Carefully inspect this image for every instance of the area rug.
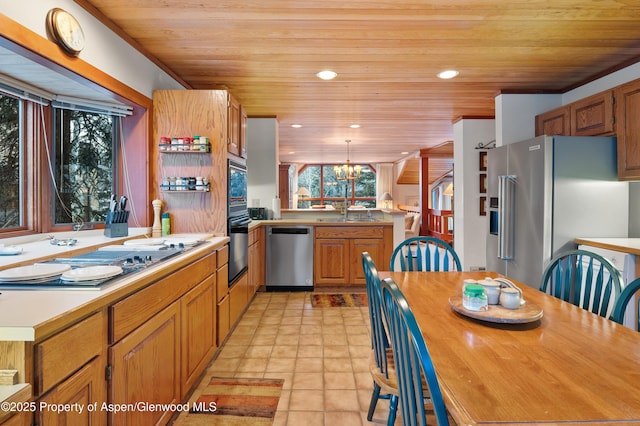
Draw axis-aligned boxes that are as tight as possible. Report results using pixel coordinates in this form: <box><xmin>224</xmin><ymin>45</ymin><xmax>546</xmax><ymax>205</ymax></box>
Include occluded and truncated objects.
<box><xmin>311</xmin><ymin>293</ymin><xmax>368</xmax><ymax>307</ymax></box>
<box><xmin>183</xmin><ymin>377</ymin><xmax>284</xmax><ymax>425</ymax></box>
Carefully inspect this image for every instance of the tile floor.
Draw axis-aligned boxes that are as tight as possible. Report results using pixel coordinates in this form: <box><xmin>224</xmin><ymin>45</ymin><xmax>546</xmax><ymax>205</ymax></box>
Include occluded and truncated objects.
<box><xmin>173</xmin><ymin>291</ymin><xmax>397</xmax><ymax>426</ymax></box>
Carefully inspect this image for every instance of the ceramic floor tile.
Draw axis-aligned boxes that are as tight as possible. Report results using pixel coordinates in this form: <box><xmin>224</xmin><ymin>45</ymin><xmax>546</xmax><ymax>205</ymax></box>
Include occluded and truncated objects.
<box><xmin>179</xmin><ymin>291</ymin><xmax>402</xmax><ymax>426</ymax></box>
<box><xmin>324</xmin><ymin>345</ymin><xmax>351</xmax><ymax>358</ymax></box>
<box><xmin>295</xmin><ymin>357</ymin><xmax>323</xmax><ymax>373</ymax></box>
<box><xmin>292</xmin><ymin>372</ymin><xmax>324</xmax><ymax>390</ymax></box>
<box><xmin>289</xmin><ymin>389</ymin><xmax>324</xmax><ymax>411</ymax></box>
<box><xmin>270</xmin><ymin>345</ymin><xmax>299</xmax><ymax>358</ymax></box>
<box><xmin>236</xmin><ymin>357</ymin><xmax>268</xmax><ymax>373</ymax></box>
<box><xmin>325</xmin><ymin>411</ymin><xmax>365</xmax><ymax>426</ymax></box>
<box><xmin>286</xmin><ymin>411</ymin><xmax>324</xmax><ymax>426</ymax></box>
<box><xmin>324</xmin><ymin>372</ymin><xmax>356</xmax><ymax>389</ymax></box>
<box><xmin>324</xmin><ymin>357</ymin><xmax>353</xmax><ymax>372</ymax></box>
<box><xmin>266</xmin><ymin>358</ymin><xmax>297</xmax><ymax>373</ymax></box>
<box><xmin>244</xmin><ymin>345</ymin><xmax>273</xmax><ymax>358</ymax></box>
<box><xmin>297</xmin><ymin>345</ymin><xmax>323</xmax><ymax>358</ymax></box>
<box><xmin>324</xmin><ymin>389</ymin><xmax>360</xmax><ymax>411</ymax></box>
<box><xmin>299</xmin><ymin>334</ymin><xmax>324</xmax><ymax>346</ymax></box>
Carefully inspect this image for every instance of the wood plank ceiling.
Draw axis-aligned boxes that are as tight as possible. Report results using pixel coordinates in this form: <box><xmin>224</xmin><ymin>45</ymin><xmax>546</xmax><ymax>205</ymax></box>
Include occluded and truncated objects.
<box><xmin>80</xmin><ymin>0</ymin><xmax>640</xmax><ymax>178</ymax></box>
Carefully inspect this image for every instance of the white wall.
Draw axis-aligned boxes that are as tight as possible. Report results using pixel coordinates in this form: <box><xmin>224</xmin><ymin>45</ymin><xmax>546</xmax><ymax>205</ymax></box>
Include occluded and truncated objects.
<box><xmin>1</xmin><ymin>1</ymin><xmax>184</xmax><ymax>97</ymax></box>
<box><xmin>246</xmin><ymin>118</ymin><xmax>279</xmax><ymax>212</ymax></box>
<box><xmin>495</xmin><ymin>94</ymin><xmax>561</xmax><ymax>146</ymax></box>
<box><xmin>453</xmin><ymin>118</ymin><xmax>495</xmax><ymax>270</ymax></box>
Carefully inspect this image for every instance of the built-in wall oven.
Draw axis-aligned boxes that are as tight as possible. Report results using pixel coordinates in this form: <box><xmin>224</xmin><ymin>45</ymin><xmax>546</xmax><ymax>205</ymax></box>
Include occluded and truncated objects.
<box><xmin>228</xmin><ymin>160</ymin><xmax>250</xmax><ymax>285</ymax></box>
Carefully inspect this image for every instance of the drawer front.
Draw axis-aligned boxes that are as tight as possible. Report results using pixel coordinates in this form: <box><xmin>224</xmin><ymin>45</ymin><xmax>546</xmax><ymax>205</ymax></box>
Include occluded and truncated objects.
<box><xmin>35</xmin><ymin>311</ymin><xmax>105</xmax><ymax>395</ymax></box>
<box><xmin>215</xmin><ymin>263</ymin><xmax>229</xmax><ymax>303</ymax></box>
<box><xmin>110</xmin><ymin>252</ymin><xmax>216</xmax><ymax>343</ymax></box>
<box><xmin>315</xmin><ymin>226</ymin><xmax>385</xmax><ymax>239</ymax></box>
<box><xmin>248</xmin><ymin>229</ymin><xmax>257</xmax><ymax>246</ymax></box>
<box><xmin>217</xmin><ymin>244</ymin><xmax>229</xmax><ymax>266</ymax></box>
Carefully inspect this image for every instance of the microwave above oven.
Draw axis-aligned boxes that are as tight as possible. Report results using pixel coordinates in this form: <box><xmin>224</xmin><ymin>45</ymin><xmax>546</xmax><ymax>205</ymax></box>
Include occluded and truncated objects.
<box><xmin>228</xmin><ymin>160</ymin><xmax>247</xmax><ymax>212</ymax></box>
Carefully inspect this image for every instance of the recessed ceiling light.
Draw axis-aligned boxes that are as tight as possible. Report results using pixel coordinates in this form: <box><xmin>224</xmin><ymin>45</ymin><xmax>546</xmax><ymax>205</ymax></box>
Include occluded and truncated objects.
<box><xmin>316</xmin><ymin>70</ymin><xmax>337</xmax><ymax>80</ymax></box>
<box><xmin>401</xmin><ymin>151</ymin><xmax>409</xmax><ymax>155</ymax></box>
<box><xmin>291</xmin><ymin>124</ymin><xmax>302</xmax><ymax>128</ymax></box>
<box><xmin>349</xmin><ymin>124</ymin><xmax>360</xmax><ymax>128</ymax></box>
<box><xmin>437</xmin><ymin>70</ymin><xmax>459</xmax><ymax>79</ymax></box>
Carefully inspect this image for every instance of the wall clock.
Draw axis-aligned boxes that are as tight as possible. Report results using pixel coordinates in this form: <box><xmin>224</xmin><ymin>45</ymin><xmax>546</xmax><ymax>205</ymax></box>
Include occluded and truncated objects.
<box><xmin>46</xmin><ymin>8</ymin><xmax>85</xmax><ymax>56</ymax></box>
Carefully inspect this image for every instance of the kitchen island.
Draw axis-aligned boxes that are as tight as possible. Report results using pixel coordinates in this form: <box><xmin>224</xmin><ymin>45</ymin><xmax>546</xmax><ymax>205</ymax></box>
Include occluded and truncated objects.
<box><xmin>0</xmin><ymin>231</ymin><xmax>229</xmax><ymax>425</ymax></box>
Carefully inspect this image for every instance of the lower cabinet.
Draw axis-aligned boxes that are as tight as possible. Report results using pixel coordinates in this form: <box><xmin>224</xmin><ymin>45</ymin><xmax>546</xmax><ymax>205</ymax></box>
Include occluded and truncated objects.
<box><xmin>180</xmin><ymin>275</ymin><xmax>216</xmax><ymax>398</ymax></box>
<box><xmin>248</xmin><ymin>226</ymin><xmax>265</xmax><ymax>296</ymax></box>
<box><xmin>314</xmin><ymin>226</ymin><xmax>391</xmax><ymax>285</ymax></box>
<box><xmin>216</xmin><ymin>294</ymin><xmax>230</xmax><ymax>346</ymax></box>
<box><xmin>36</xmin><ymin>356</ymin><xmax>106</xmax><ymax>426</ymax></box>
<box><xmin>109</xmin><ymin>300</ymin><xmax>181</xmax><ymax>426</ymax></box>
<box><xmin>229</xmin><ymin>273</ymin><xmax>248</xmax><ymax>325</ymax></box>
<box><xmin>107</xmin><ymin>249</ymin><xmax>222</xmax><ymax>425</ymax></box>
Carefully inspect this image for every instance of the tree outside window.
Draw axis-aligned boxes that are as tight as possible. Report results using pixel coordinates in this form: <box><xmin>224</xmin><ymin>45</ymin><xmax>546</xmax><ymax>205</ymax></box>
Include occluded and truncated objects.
<box><xmin>53</xmin><ymin>109</ymin><xmax>117</xmax><ymax>225</ymax></box>
<box><xmin>0</xmin><ymin>93</ymin><xmax>21</xmax><ymax>229</ymax></box>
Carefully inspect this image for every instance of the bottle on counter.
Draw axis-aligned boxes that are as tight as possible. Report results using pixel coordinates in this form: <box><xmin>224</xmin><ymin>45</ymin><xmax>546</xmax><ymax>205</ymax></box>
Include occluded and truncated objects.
<box><xmin>161</xmin><ymin>212</ymin><xmax>171</xmax><ymax>236</ymax></box>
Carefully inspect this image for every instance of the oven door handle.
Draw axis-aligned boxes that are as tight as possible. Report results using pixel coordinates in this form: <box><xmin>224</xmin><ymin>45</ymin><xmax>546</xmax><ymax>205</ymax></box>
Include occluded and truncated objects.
<box><xmin>230</xmin><ymin>217</ymin><xmax>252</xmax><ymax>227</ymax></box>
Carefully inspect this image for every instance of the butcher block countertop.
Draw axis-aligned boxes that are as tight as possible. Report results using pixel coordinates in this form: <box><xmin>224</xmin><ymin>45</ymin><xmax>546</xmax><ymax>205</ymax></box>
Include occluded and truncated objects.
<box><xmin>575</xmin><ymin>238</ymin><xmax>640</xmax><ymax>256</ymax></box>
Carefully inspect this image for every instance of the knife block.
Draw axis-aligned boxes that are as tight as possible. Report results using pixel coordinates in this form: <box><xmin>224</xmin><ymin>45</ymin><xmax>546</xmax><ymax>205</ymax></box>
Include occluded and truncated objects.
<box><xmin>104</xmin><ymin>211</ymin><xmax>129</xmax><ymax>238</ymax></box>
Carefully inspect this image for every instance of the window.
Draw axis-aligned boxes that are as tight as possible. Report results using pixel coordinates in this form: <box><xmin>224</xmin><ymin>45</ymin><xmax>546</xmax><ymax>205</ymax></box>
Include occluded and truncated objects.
<box><xmin>298</xmin><ymin>164</ymin><xmax>376</xmax><ymax>208</ymax></box>
<box><xmin>0</xmin><ymin>93</ymin><xmax>22</xmax><ymax>230</ymax></box>
<box><xmin>52</xmin><ymin>108</ymin><xmax>117</xmax><ymax>225</ymax></box>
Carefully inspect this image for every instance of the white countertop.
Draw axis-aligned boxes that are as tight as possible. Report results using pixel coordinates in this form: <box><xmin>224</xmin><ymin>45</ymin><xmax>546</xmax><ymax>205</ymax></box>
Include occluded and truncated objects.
<box><xmin>575</xmin><ymin>238</ymin><xmax>640</xmax><ymax>256</ymax></box>
<box><xmin>0</xmin><ymin>232</ymin><xmax>225</xmax><ymax>341</ymax></box>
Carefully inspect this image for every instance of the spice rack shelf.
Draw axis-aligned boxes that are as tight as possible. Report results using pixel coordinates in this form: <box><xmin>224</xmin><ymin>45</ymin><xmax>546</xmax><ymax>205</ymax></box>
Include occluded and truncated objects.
<box><xmin>159</xmin><ymin>143</ymin><xmax>211</xmax><ymax>153</ymax></box>
<box><xmin>160</xmin><ymin>184</ymin><xmax>210</xmax><ymax>192</ymax></box>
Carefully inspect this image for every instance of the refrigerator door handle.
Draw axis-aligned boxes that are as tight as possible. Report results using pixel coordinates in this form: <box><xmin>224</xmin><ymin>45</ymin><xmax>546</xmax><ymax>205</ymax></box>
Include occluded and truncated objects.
<box><xmin>498</xmin><ymin>175</ymin><xmax>516</xmax><ymax>260</ymax></box>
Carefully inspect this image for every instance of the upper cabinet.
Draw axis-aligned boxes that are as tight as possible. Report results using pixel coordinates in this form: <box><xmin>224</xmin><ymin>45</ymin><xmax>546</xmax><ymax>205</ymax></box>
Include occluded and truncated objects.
<box><xmin>535</xmin><ymin>105</ymin><xmax>570</xmax><ymax>137</ymax></box>
<box><xmin>615</xmin><ymin>79</ymin><xmax>640</xmax><ymax>180</ymax></box>
<box><xmin>570</xmin><ymin>90</ymin><xmax>615</xmax><ymax>136</ymax></box>
<box><xmin>534</xmin><ymin>90</ymin><xmax>615</xmax><ymax>137</ymax></box>
<box><xmin>227</xmin><ymin>93</ymin><xmax>247</xmax><ymax>159</ymax></box>
<box><xmin>240</xmin><ymin>104</ymin><xmax>247</xmax><ymax>158</ymax></box>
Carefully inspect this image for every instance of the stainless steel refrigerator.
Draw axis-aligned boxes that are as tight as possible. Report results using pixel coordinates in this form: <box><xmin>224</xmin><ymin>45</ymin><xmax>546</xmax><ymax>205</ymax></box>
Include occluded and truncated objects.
<box><xmin>486</xmin><ymin>135</ymin><xmax>629</xmax><ymax>288</ymax></box>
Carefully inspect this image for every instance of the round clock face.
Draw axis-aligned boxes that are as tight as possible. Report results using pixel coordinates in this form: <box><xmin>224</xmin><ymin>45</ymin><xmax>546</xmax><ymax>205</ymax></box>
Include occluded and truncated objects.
<box><xmin>47</xmin><ymin>8</ymin><xmax>85</xmax><ymax>56</ymax></box>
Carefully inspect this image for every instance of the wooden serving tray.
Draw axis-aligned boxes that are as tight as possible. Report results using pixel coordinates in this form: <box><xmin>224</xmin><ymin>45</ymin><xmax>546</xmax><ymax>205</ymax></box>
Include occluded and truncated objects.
<box><xmin>448</xmin><ymin>295</ymin><xmax>543</xmax><ymax>324</ymax></box>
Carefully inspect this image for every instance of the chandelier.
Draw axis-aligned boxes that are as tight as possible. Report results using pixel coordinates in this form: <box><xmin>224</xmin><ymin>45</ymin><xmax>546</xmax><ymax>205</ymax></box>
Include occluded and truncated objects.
<box><xmin>334</xmin><ymin>140</ymin><xmax>362</xmax><ymax>180</ymax></box>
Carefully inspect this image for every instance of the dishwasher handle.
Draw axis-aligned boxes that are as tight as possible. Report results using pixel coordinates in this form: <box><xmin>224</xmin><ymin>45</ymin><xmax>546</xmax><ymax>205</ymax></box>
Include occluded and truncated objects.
<box><xmin>269</xmin><ymin>227</ymin><xmax>310</xmax><ymax>235</ymax></box>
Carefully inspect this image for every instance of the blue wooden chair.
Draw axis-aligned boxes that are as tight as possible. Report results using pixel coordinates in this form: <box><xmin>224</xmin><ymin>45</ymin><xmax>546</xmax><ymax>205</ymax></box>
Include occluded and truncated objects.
<box><xmin>611</xmin><ymin>277</ymin><xmax>640</xmax><ymax>331</ymax></box>
<box><xmin>540</xmin><ymin>249</ymin><xmax>622</xmax><ymax>318</ymax></box>
<box><xmin>379</xmin><ymin>277</ymin><xmax>450</xmax><ymax>426</ymax></box>
<box><xmin>389</xmin><ymin>236</ymin><xmax>461</xmax><ymax>272</ymax></box>
<box><xmin>362</xmin><ymin>252</ymin><xmax>399</xmax><ymax>425</ymax></box>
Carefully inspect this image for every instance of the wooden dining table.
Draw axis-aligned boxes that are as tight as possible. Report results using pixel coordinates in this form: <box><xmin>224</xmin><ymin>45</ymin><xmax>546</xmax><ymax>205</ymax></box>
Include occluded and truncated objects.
<box><xmin>378</xmin><ymin>270</ymin><xmax>640</xmax><ymax>425</ymax></box>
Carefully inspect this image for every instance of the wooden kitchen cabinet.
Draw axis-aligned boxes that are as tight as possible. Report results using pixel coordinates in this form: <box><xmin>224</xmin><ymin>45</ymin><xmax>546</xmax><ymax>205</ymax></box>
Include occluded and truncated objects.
<box><xmin>36</xmin><ymin>357</ymin><xmax>106</xmax><ymax>426</ymax></box>
<box><xmin>248</xmin><ymin>226</ymin><xmax>265</xmax><ymax>296</ymax></box>
<box><xmin>535</xmin><ymin>105</ymin><xmax>570</xmax><ymax>136</ymax></box>
<box><xmin>216</xmin><ymin>295</ymin><xmax>230</xmax><ymax>347</ymax></box>
<box><xmin>240</xmin><ymin>104</ymin><xmax>247</xmax><ymax>158</ymax></box>
<box><xmin>108</xmin><ymin>250</ymin><xmax>220</xmax><ymax>423</ymax></box>
<box><xmin>228</xmin><ymin>93</ymin><xmax>241</xmax><ymax>157</ymax></box>
<box><xmin>33</xmin><ymin>311</ymin><xmax>107</xmax><ymax>425</ymax></box>
<box><xmin>314</xmin><ymin>226</ymin><xmax>392</xmax><ymax>285</ymax></box>
<box><xmin>570</xmin><ymin>90</ymin><xmax>615</xmax><ymax>136</ymax></box>
<box><xmin>615</xmin><ymin>79</ymin><xmax>640</xmax><ymax>179</ymax></box>
<box><xmin>180</xmin><ymin>274</ymin><xmax>216</xmax><ymax>398</ymax></box>
<box><xmin>109</xmin><ymin>300</ymin><xmax>181</xmax><ymax>426</ymax></box>
<box><xmin>229</xmin><ymin>273</ymin><xmax>249</xmax><ymax>325</ymax></box>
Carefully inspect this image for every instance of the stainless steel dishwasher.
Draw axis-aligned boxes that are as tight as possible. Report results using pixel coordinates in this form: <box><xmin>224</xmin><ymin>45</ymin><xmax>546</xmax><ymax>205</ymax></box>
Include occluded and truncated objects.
<box><xmin>266</xmin><ymin>226</ymin><xmax>314</xmax><ymax>291</ymax></box>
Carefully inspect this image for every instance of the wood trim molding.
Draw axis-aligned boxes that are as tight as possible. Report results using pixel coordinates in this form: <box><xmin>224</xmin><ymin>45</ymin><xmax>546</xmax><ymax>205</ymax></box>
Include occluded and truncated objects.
<box><xmin>0</xmin><ymin>13</ymin><xmax>151</xmax><ymax>109</ymax></box>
